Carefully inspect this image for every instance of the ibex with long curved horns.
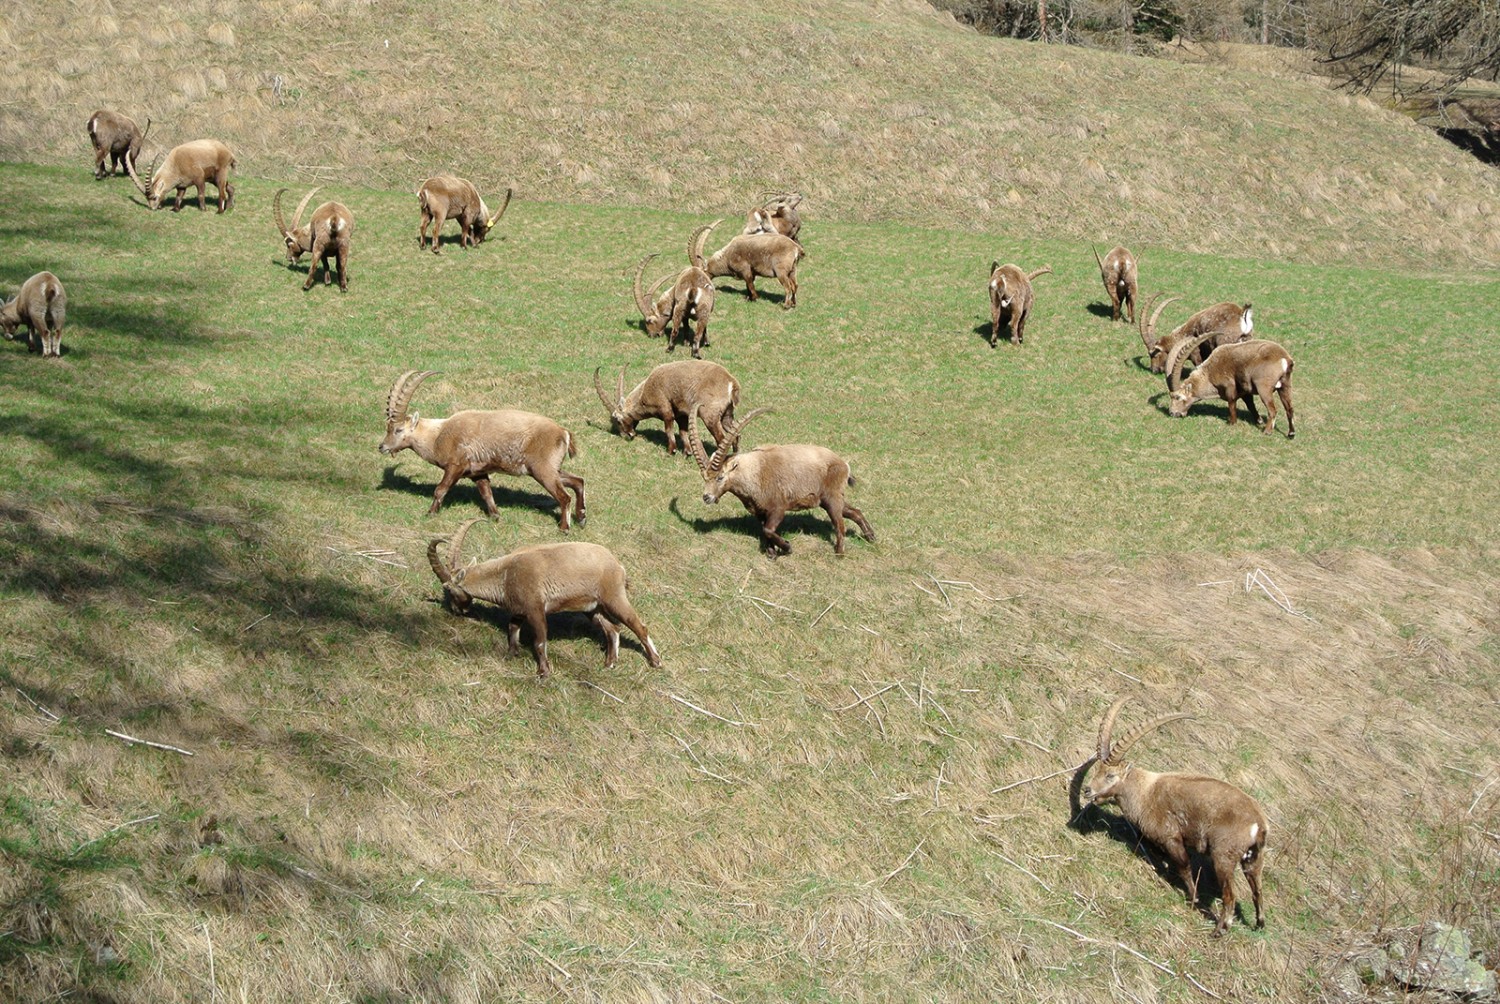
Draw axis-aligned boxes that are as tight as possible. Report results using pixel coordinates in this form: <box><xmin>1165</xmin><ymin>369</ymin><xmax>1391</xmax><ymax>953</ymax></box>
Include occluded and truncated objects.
<box><xmin>1081</xmin><ymin>697</ymin><xmax>1268</xmax><ymax>935</ymax></box>
<box><xmin>634</xmin><ymin>235</ymin><xmax>715</xmax><ymax>357</ymax></box>
<box><xmin>1092</xmin><ymin>245</ymin><xmax>1138</xmax><ymax>323</ymax></box>
<box><xmin>594</xmin><ymin>360</ymin><xmax>739</xmax><ymax>456</ymax></box>
<box><xmin>988</xmin><ymin>262</ymin><xmax>1051</xmax><ymax>346</ymax></box>
<box><xmin>274</xmin><ymin>187</ymin><xmax>354</xmax><ymax>291</ymax></box>
<box><xmin>429</xmin><ymin>519</ymin><xmax>662</xmax><ymax>680</ymax></box>
<box><xmin>687</xmin><ymin>409</ymin><xmax>875</xmax><ymax>558</ymax></box>
<box><xmin>379</xmin><ymin>370</ymin><xmax>586</xmax><ymax>528</ymax></box>
<box><xmin>743</xmin><ymin>191</ymin><xmax>803</xmax><ymax>241</ymax></box>
<box><xmin>1165</xmin><ymin>332</ymin><xmax>1296</xmax><ymax>437</ymax></box>
<box><xmin>87</xmin><ymin>110</ymin><xmax>149</xmax><ymax>180</ymax></box>
<box><xmin>698</xmin><ymin>218</ymin><xmax>805</xmax><ymax>308</ymax></box>
<box><xmin>126</xmin><ymin>139</ymin><xmax>236</xmax><ymax>212</ymax></box>
<box><xmin>415</xmin><ymin>176</ymin><xmax>510</xmax><ymax>253</ymax></box>
<box><xmin>1139</xmin><ymin>297</ymin><xmax>1253</xmax><ymax>374</ymax></box>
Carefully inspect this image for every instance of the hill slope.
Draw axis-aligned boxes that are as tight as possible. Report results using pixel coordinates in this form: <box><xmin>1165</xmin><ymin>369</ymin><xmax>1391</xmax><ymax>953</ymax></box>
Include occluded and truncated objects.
<box><xmin>2</xmin><ymin>0</ymin><xmax>1498</xmax><ymax>267</ymax></box>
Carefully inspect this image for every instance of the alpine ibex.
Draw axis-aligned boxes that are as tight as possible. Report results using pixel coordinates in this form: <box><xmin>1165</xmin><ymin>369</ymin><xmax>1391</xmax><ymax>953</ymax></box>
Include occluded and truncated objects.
<box><xmin>687</xmin><ymin>410</ymin><xmax>875</xmax><ymax>558</ymax></box>
<box><xmin>988</xmin><ymin>262</ymin><xmax>1051</xmax><ymax>346</ymax></box>
<box><xmin>1081</xmin><ymin>697</ymin><xmax>1268</xmax><ymax>935</ymax></box>
<box><xmin>743</xmin><ymin>191</ymin><xmax>803</xmax><ymax>241</ymax></box>
<box><xmin>594</xmin><ymin>360</ymin><xmax>739</xmax><ymax>456</ymax></box>
<box><xmin>379</xmin><ymin>370</ymin><xmax>586</xmax><ymax>528</ymax></box>
<box><xmin>0</xmin><ymin>271</ymin><xmax>67</xmax><ymax>358</ymax></box>
<box><xmin>698</xmin><ymin>218</ymin><xmax>805</xmax><ymax>308</ymax></box>
<box><xmin>415</xmin><ymin>176</ymin><xmax>510</xmax><ymax>253</ymax></box>
<box><xmin>1166</xmin><ymin>332</ymin><xmax>1296</xmax><ymax>437</ymax></box>
<box><xmin>126</xmin><ymin>139</ymin><xmax>236</xmax><ymax>212</ymax></box>
<box><xmin>1092</xmin><ymin>245</ymin><xmax>1138</xmax><ymax>323</ymax></box>
<box><xmin>87</xmin><ymin>110</ymin><xmax>149</xmax><ymax>180</ymax></box>
<box><xmin>1141</xmin><ymin>298</ymin><xmax>1253</xmax><ymax>374</ymax></box>
<box><xmin>428</xmin><ymin>519</ymin><xmax>662</xmax><ymax>680</ymax></box>
<box><xmin>274</xmin><ymin>187</ymin><xmax>354</xmax><ymax>291</ymax></box>
<box><xmin>633</xmin><ymin>244</ymin><xmax>715</xmax><ymax>357</ymax></box>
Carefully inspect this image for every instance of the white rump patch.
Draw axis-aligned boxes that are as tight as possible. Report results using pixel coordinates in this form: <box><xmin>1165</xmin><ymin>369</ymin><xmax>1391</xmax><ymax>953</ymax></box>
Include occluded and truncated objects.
<box><xmin>1249</xmin><ymin>822</ymin><xmax>1259</xmax><ymax>844</ymax></box>
<box><xmin>1241</xmin><ymin>307</ymin><xmax>1254</xmax><ymax>335</ymax></box>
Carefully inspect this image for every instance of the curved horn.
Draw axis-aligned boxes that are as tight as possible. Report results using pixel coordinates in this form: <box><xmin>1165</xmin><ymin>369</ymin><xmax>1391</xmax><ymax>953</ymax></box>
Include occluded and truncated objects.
<box><xmin>990</xmin><ymin>259</ymin><xmax>1000</xmax><ymax>275</ymax></box>
<box><xmin>291</xmin><ymin>186</ymin><xmax>322</xmax><ymax>231</ymax></box>
<box><xmin>1092</xmin><ymin>244</ymin><xmax>1105</xmax><ymax>277</ymax></box>
<box><xmin>719</xmin><ymin>406</ymin><xmax>772</xmax><ymax>456</ymax></box>
<box><xmin>593</xmin><ymin>366</ymin><xmax>621</xmax><ymax>417</ymax></box>
<box><xmin>1141</xmin><ymin>294</ymin><xmax>1180</xmax><ymax>351</ymax></box>
<box><xmin>125</xmin><ymin>149</ymin><xmax>156</xmax><ymax>198</ymax></box>
<box><xmin>386</xmin><ymin>369</ymin><xmax>439</xmax><ymax>423</ymax></box>
<box><xmin>138</xmin><ymin>117</ymin><xmax>152</xmax><ymax>145</ymax></box>
<box><xmin>446</xmin><ymin>517</ymin><xmax>484</xmax><ymax>573</ymax></box>
<box><xmin>273</xmin><ymin>188</ymin><xmax>290</xmax><ymax>238</ymax></box>
<box><xmin>686</xmin><ymin>409</ymin><xmax>712</xmax><ymax>481</ymax></box>
<box><xmin>690</xmin><ymin>218</ymin><xmax>724</xmax><ymax>271</ymax></box>
<box><xmin>632</xmin><ymin>253</ymin><xmax>659</xmax><ymax>319</ymax></box>
<box><xmin>1027</xmin><ymin>266</ymin><xmax>1053</xmax><ymax>282</ymax></box>
<box><xmin>1166</xmin><ymin>332</ymin><xmax>1215</xmax><ymax>392</ymax></box>
<box><xmin>646</xmin><ymin>272</ymin><xmax>674</xmax><ymax>301</ymax></box>
<box><xmin>1105</xmin><ymin>712</ymin><xmax>1193</xmax><ymax>766</ymax></box>
<box><xmin>486</xmin><ymin>187</ymin><xmax>513</xmax><ymax>229</ymax></box>
<box><xmin>1096</xmin><ymin>696</ymin><xmax>1130</xmax><ymax>764</ymax></box>
<box><xmin>616</xmin><ymin>367</ymin><xmax>626</xmax><ymax>412</ymax></box>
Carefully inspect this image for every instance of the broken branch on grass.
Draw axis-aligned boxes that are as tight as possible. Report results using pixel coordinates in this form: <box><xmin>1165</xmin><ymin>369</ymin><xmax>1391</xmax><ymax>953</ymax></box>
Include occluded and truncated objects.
<box><xmin>69</xmin><ymin>814</ymin><xmax>160</xmax><ymax>857</ymax></box>
<box><xmin>1026</xmin><ymin>916</ymin><xmax>1223</xmax><ymax>1000</ymax></box>
<box><xmin>809</xmin><ymin>601</ymin><xmax>835</xmax><ymax>628</ymax></box>
<box><xmin>105</xmin><ymin>729</ymin><xmax>195</xmax><ymax>757</ymax></box>
<box><xmin>579</xmin><ymin>680</ymin><xmax>624</xmax><ymax>704</ymax></box>
<box><xmin>991</xmin><ymin>759</ymin><xmax>1091</xmax><ymax>794</ymax></box>
<box><xmin>666</xmin><ymin>692</ymin><xmax>754</xmax><ymax>728</ymax></box>
<box><xmin>869</xmin><ymin>837</ymin><xmax>926</xmax><ymax>886</ymax></box>
<box><xmin>986</xmin><ymin>848</ymin><xmax>1056</xmax><ymax>895</ymax></box>
<box><xmin>832</xmin><ymin>682</ymin><xmax>898</xmax><ymax>713</ymax></box>
<box><xmin>746</xmin><ymin>594</ymin><xmax>802</xmax><ymax>615</ymax></box>
<box><xmin>13</xmin><ymin>686</ymin><xmax>60</xmax><ymax>722</ymax></box>
<box><xmin>1245</xmin><ymin>568</ymin><xmax>1310</xmax><ymax>620</ymax></box>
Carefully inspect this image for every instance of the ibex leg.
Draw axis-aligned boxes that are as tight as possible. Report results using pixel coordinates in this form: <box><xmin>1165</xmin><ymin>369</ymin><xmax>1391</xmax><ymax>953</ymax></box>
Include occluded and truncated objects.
<box><xmin>473</xmin><ymin>475</ymin><xmax>501</xmax><ymax>517</ymax></box>
<box><xmin>1210</xmin><ymin>849</ymin><xmax>1241</xmax><ymax>936</ymax></box>
<box><xmin>592</xmin><ymin>613</ymin><xmax>621</xmax><ymax>667</ymax></box>
<box><xmin>525</xmin><ymin>609</ymin><xmax>551</xmax><ymax>678</ymax></box>
<box><xmin>428</xmin><ymin>466</ymin><xmax>466</xmax><ymax>514</ymax></box>
<box><xmin>335</xmin><ymin>243</ymin><xmax>349</xmax><ymax>291</ymax></box>
<box><xmin>759</xmin><ymin>510</ymin><xmax>792</xmax><ymax>558</ymax></box>
<box><xmin>602</xmin><ymin>598</ymin><xmax>661</xmax><ymax>667</ymax></box>
<box><xmin>845</xmin><ymin>504</ymin><xmax>875</xmax><ymax>543</ymax></box>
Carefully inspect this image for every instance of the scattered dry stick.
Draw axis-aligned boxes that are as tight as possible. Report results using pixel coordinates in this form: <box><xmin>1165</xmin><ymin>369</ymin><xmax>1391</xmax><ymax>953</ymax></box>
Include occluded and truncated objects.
<box><xmin>869</xmin><ymin>837</ymin><xmax>926</xmax><ymax>886</ymax></box>
<box><xmin>13</xmin><ymin>687</ymin><xmax>60</xmax><ymax>722</ymax></box>
<box><xmin>831</xmin><ymin>682</ymin><xmax>898</xmax><ymax>713</ymax></box>
<box><xmin>69</xmin><ymin>814</ymin><xmax>160</xmax><ymax>858</ymax></box>
<box><xmin>991</xmin><ymin>759</ymin><xmax>1090</xmax><ymax>794</ymax></box>
<box><xmin>106</xmin><ymin>729</ymin><xmax>195</xmax><ymax>757</ymax></box>
<box><xmin>666</xmin><ymin>692</ymin><xmax>754</xmax><ymax>728</ymax></box>
<box><xmin>1026</xmin><ymin>917</ymin><xmax>1223</xmax><ymax>1000</ymax></box>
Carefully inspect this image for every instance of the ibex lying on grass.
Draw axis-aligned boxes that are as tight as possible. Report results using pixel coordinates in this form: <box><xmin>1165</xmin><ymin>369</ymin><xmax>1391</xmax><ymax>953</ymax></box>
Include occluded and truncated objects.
<box><xmin>697</xmin><ymin>218</ymin><xmax>805</xmax><ymax>308</ymax></box>
<box><xmin>594</xmin><ymin>360</ymin><xmax>739</xmax><ymax>456</ymax></box>
<box><xmin>379</xmin><ymin>370</ymin><xmax>586</xmax><ymax>528</ymax></box>
<box><xmin>274</xmin><ymin>187</ymin><xmax>354</xmax><ymax>291</ymax></box>
<box><xmin>1092</xmin><ymin>245</ymin><xmax>1138</xmax><ymax>323</ymax></box>
<box><xmin>126</xmin><ymin>139</ymin><xmax>236</xmax><ymax>212</ymax></box>
<box><xmin>633</xmin><ymin>247</ymin><xmax>715</xmax><ymax>357</ymax></box>
<box><xmin>988</xmin><ymin>262</ymin><xmax>1051</xmax><ymax>346</ymax></box>
<box><xmin>87</xmin><ymin>110</ymin><xmax>149</xmax><ymax>180</ymax></box>
<box><xmin>1081</xmin><ymin>697</ymin><xmax>1268</xmax><ymax>935</ymax></box>
<box><xmin>0</xmin><ymin>271</ymin><xmax>67</xmax><ymax>358</ymax></box>
<box><xmin>1141</xmin><ymin>297</ymin><xmax>1253</xmax><ymax>374</ymax></box>
<box><xmin>415</xmin><ymin>176</ymin><xmax>511</xmax><ymax>253</ymax></box>
<box><xmin>687</xmin><ymin>410</ymin><xmax>875</xmax><ymax>558</ymax></box>
<box><xmin>429</xmin><ymin>519</ymin><xmax>662</xmax><ymax>680</ymax></box>
<box><xmin>743</xmin><ymin>191</ymin><xmax>803</xmax><ymax>241</ymax></box>
<box><xmin>1166</xmin><ymin>332</ymin><xmax>1296</xmax><ymax>437</ymax></box>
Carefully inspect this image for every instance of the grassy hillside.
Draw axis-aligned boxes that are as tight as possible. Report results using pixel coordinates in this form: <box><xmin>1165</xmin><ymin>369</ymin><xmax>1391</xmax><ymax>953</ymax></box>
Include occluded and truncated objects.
<box><xmin>2</xmin><ymin>0</ymin><xmax>1499</xmax><ymax>269</ymax></box>
<box><xmin>1</xmin><ymin>157</ymin><xmax>1497</xmax><ymax>1003</ymax></box>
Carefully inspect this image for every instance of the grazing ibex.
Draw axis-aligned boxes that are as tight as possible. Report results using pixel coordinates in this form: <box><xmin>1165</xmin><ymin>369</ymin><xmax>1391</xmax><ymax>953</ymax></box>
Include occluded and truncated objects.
<box><xmin>0</xmin><ymin>271</ymin><xmax>67</xmax><ymax>358</ymax></box>
<box><xmin>274</xmin><ymin>187</ymin><xmax>354</xmax><ymax>291</ymax></box>
<box><xmin>415</xmin><ymin>175</ymin><xmax>510</xmax><ymax>253</ymax></box>
<box><xmin>687</xmin><ymin>409</ymin><xmax>875</xmax><ymax>558</ymax></box>
<box><xmin>126</xmin><ymin>139</ymin><xmax>236</xmax><ymax>212</ymax></box>
<box><xmin>1141</xmin><ymin>298</ymin><xmax>1253</xmax><ymax>374</ymax></box>
<box><xmin>1092</xmin><ymin>245</ymin><xmax>1138</xmax><ymax>323</ymax></box>
<box><xmin>429</xmin><ymin>519</ymin><xmax>662</xmax><ymax>680</ymax></box>
<box><xmin>698</xmin><ymin>218</ymin><xmax>805</xmax><ymax>308</ymax></box>
<box><xmin>1166</xmin><ymin>332</ymin><xmax>1296</xmax><ymax>437</ymax></box>
<box><xmin>743</xmin><ymin>191</ymin><xmax>803</xmax><ymax>241</ymax></box>
<box><xmin>87</xmin><ymin>110</ymin><xmax>149</xmax><ymax>180</ymax></box>
<box><xmin>988</xmin><ymin>262</ymin><xmax>1051</xmax><ymax>346</ymax></box>
<box><xmin>379</xmin><ymin>370</ymin><xmax>586</xmax><ymax>528</ymax></box>
<box><xmin>1081</xmin><ymin>697</ymin><xmax>1269</xmax><ymax>935</ymax></box>
<box><xmin>633</xmin><ymin>243</ymin><xmax>715</xmax><ymax>357</ymax></box>
<box><xmin>594</xmin><ymin>360</ymin><xmax>739</xmax><ymax>456</ymax></box>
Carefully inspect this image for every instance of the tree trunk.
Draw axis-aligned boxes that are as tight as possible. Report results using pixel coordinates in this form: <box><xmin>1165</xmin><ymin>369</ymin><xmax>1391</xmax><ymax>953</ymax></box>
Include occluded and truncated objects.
<box><xmin>1038</xmin><ymin>0</ymin><xmax>1049</xmax><ymax>41</ymax></box>
<box><xmin>1121</xmin><ymin>0</ymin><xmax>1134</xmax><ymax>53</ymax></box>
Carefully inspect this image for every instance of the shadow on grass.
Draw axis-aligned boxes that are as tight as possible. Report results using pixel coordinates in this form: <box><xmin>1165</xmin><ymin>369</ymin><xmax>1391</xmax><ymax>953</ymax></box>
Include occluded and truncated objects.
<box><xmin>375</xmin><ymin>466</ymin><xmax>565</xmax><ymax>522</ymax></box>
<box><xmin>971</xmin><ymin>319</ymin><xmax>1017</xmax><ymax>347</ymax></box>
<box><xmin>667</xmin><ymin>495</ymin><xmax>851</xmax><ymax>555</ymax></box>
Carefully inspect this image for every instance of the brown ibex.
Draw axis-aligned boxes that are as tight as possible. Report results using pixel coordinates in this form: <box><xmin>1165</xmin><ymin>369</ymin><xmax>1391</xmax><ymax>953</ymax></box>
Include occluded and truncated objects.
<box><xmin>1081</xmin><ymin>697</ymin><xmax>1269</xmax><ymax>935</ymax></box>
<box><xmin>633</xmin><ymin>243</ymin><xmax>715</xmax><ymax>357</ymax></box>
<box><xmin>1092</xmin><ymin>244</ymin><xmax>1138</xmax><ymax>323</ymax></box>
<box><xmin>988</xmin><ymin>262</ymin><xmax>1051</xmax><ymax>346</ymax></box>
<box><xmin>379</xmin><ymin>370</ymin><xmax>586</xmax><ymax>528</ymax></box>
<box><xmin>743</xmin><ymin>191</ymin><xmax>803</xmax><ymax>241</ymax></box>
<box><xmin>1166</xmin><ymin>332</ymin><xmax>1296</xmax><ymax>437</ymax></box>
<box><xmin>1141</xmin><ymin>298</ymin><xmax>1253</xmax><ymax>374</ymax></box>
<box><xmin>429</xmin><ymin>519</ymin><xmax>662</xmax><ymax>680</ymax></box>
<box><xmin>687</xmin><ymin>410</ymin><xmax>875</xmax><ymax>558</ymax></box>
<box><xmin>274</xmin><ymin>187</ymin><xmax>355</xmax><ymax>291</ymax></box>
<box><xmin>594</xmin><ymin>360</ymin><xmax>739</xmax><ymax>456</ymax></box>
<box><xmin>0</xmin><ymin>271</ymin><xmax>67</xmax><ymax>358</ymax></box>
<box><xmin>415</xmin><ymin>176</ymin><xmax>511</xmax><ymax>253</ymax></box>
<box><xmin>126</xmin><ymin>139</ymin><xmax>236</xmax><ymax>212</ymax></box>
<box><xmin>87</xmin><ymin>110</ymin><xmax>149</xmax><ymax>180</ymax></box>
<box><xmin>698</xmin><ymin>218</ymin><xmax>805</xmax><ymax>308</ymax></box>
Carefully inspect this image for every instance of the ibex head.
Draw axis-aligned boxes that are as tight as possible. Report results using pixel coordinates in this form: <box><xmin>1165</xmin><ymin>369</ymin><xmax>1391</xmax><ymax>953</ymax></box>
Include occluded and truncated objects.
<box><xmin>687</xmin><ymin>407</ymin><xmax>772</xmax><ymax>503</ymax></box>
<box><xmin>471</xmin><ymin>187</ymin><xmax>512</xmax><ymax>243</ymax></box>
<box><xmin>594</xmin><ymin>366</ymin><xmax>634</xmax><ymax>438</ymax></box>
<box><xmin>631</xmin><ymin>254</ymin><xmax>673</xmax><ymax>337</ymax></box>
<box><xmin>427</xmin><ymin>517</ymin><xmax>485</xmax><ymax>614</ymax></box>
<box><xmin>1165</xmin><ymin>331</ymin><xmax>1223</xmax><ymax>416</ymax></box>
<box><xmin>274</xmin><ymin>187</ymin><xmax>321</xmax><ymax>263</ymax></box>
<box><xmin>379</xmin><ymin>369</ymin><xmax>439</xmax><ymax>454</ymax></box>
<box><xmin>1082</xmin><ymin>697</ymin><xmax>1192</xmax><ymax>806</ymax></box>
<box><xmin>125</xmin><ymin>150</ymin><xmax>164</xmax><ymax>209</ymax></box>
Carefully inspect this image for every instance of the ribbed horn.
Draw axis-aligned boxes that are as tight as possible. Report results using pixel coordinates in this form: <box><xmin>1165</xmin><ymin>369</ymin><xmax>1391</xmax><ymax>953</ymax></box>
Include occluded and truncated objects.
<box><xmin>1027</xmin><ymin>265</ymin><xmax>1053</xmax><ymax>282</ymax></box>
<box><xmin>1141</xmin><ymin>294</ymin><xmax>1180</xmax><ymax>351</ymax></box>
<box><xmin>1096</xmin><ymin>696</ymin><xmax>1130</xmax><ymax>763</ymax></box>
<box><xmin>686</xmin><ymin>409</ymin><xmax>711</xmax><ymax>480</ymax></box>
<box><xmin>632</xmin><ymin>253</ymin><xmax>658</xmax><ymax>319</ymax></box>
<box><xmin>717</xmin><ymin>406</ymin><xmax>772</xmax><ymax>461</ymax></box>
<box><xmin>273</xmin><ymin>188</ymin><xmax>291</xmax><ymax>238</ymax></box>
<box><xmin>1106</xmin><ymin>711</ymin><xmax>1193</xmax><ymax>766</ymax></box>
<box><xmin>386</xmin><ymin>369</ymin><xmax>439</xmax><ymax>423</ymax></box>
<box><xmin>486</xmin><ymin>187</ymin><xmax>513</xmax><ymax>229</ymax></box>
<box><xmin>1092</xmin><ymin>244</ymin><xmax>1106</xmax><ymax>280</ymax></box>
<box><xmin>1167</xmin><ymin>332</ymin><xmax>1215</xmax><ymax>392</ymax></box>
<box><xmin>125</xmin><ymin>149</ymin><xmax>156</xmax><ymax>199</ymax></box>
<box><xmin>593</xmin><ymin>366</ymin><xmax>620</xmax><ymax>418</ymax></box>
<box><xmin>616</xmin><ymin>367</ymin><xmax>626</xmax><ymax>412</ymax></box>
<box><xmin>291</xmin><ymin>186</ymin><xmax>321</xmax><ymax>232</ymax></box>
<box><xmin>690</xmin><ymin>218</ymin><xmax>724</xmax><ymax>271</ymax></box>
